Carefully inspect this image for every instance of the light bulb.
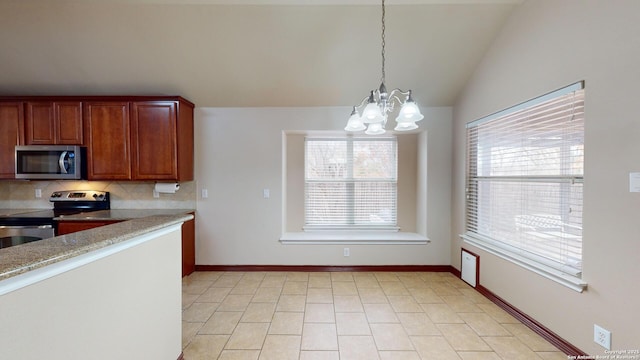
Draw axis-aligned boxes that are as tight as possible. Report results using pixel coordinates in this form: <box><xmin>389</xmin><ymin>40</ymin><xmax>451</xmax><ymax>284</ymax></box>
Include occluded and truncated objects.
<box><xmin>344</xmin><ymin>112</ymin><xmax>366</xmax><ymax>131</ymax></box>
<box><xmin>362</xmin><ymin>102</ymin><xmax>384</xmax><ymax>124</ymax></box>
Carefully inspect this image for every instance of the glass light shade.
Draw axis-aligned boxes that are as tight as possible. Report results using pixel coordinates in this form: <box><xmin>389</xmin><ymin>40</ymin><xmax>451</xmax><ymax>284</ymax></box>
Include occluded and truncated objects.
<box><xmin>362</xmin><ymin>102</ymin><xmax>384</xmax><ymax>124</ymax></box>
<box><xmin>394</xmin><ymin>121</ymin><xmax>418</xmax><ymax>131</ymax></box>
<box><xmin>344</xmin><ymin>113</ymin><xmax>366</xmax><ymax>131</ymax></box>
<box><xmin>365</xmin><ymin>122</ymin><xmax>386</xmax><ymax>135</ymax></box>
<box><xmin>396</xmin><ymin>101</ymin><xmax>424</xmax><ymax>122</ymax></box>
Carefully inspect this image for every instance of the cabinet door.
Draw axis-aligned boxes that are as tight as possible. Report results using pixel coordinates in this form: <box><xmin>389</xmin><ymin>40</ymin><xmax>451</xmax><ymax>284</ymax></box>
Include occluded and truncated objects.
<box><xmin>131</xmin><ymin>101</ymin><xmax>178</xmax><ymax>180</ymax></box>
<box><xmin>25</xmin><ymin>102</ymin><xmax>55</xmax><ymax>144</ymax></box>
<box><xmin>182</xmin><ymin>215</ymin><xmax>195</xmax><ymax>277</ymax></box>
<box><xmin>84</xmin><ymin>102</ymin><xmax>132</xmax><ymax>180</ymax></box>
<box><xmin>57</xmin><ymin>220</ymin><xmax>122</xmax><ymax>235</ymax></box>
<box><xmin>26</xmin><ymin>101</ymin><xmax>83</xmax><ymax>145</ymax></box>
<box><xmin>0</xmin><ymin>102</ymin><xmax>24</xmax><ymax>179</ymax></box>
<box><xmin>56</xmin><ymin>102</ymin><xmax>83</xmax><ymax>144</ymax></box>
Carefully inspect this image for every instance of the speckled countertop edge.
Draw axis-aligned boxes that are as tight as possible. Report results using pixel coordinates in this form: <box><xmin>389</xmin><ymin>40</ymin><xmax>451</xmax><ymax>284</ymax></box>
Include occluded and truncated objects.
<box><xmin>0</xmin><ymin>214</ymin><xmax>193</xmax><ymax>282</ymax></box>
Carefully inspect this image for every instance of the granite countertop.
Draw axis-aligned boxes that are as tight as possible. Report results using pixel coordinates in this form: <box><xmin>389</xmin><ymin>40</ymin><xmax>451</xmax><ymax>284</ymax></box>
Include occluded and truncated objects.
<box><xmin>55</xmin><ymin>209</ymin><xmax>194</xmax><ymax>221</ymax></box>
<box><xmin>0</xmin><ymin>213</ymin><xmax>193</xmax><ymax>282</ymax></box>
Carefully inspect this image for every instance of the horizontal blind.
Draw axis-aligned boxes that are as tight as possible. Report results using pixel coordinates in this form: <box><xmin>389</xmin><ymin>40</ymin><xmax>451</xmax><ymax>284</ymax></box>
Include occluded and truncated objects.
<box><xmin>465</xmin><ymin>83</ymin><xmax>585</xmax><ymax>276</ymax></box>
<box><xmin>305</xmin><ymin>137</ymin><xmax>397</xmax><ymax>229</ymax></box>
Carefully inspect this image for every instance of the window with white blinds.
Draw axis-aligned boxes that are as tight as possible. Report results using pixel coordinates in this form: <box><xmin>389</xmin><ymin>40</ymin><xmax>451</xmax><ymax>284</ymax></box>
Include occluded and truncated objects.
<box><xmin>304</xmin><ymin>137</ymin><xmax>398</xmax><ymax>230</ymax></box>
<box><xmin>463</xmin><ymin>81</ymin><xmax>586</xmax><ymax>291</ymax></box>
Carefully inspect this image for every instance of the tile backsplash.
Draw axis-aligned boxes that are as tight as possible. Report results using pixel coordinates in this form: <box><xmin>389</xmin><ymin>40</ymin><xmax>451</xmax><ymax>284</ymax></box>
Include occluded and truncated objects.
<box><xmin>0</xmin><ymin>180</ymin><xmax>196</xmax><ymax>209</ymax></box>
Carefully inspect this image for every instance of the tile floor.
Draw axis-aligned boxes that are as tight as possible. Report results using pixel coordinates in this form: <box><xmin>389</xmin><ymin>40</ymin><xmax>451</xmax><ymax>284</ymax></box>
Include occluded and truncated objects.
<box><xmin>182</xmin><ymin>271</ymin><xmax>567</xmax><ymax>360</ymax></box>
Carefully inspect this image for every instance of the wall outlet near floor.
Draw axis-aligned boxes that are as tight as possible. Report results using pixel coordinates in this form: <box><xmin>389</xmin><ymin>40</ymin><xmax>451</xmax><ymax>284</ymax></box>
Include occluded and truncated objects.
<box><xmin>343</xmin><ymin>248</ymin><xmax>350</xmax><ymax>257</ymax></box>
<box><xmin>35</xmin><ymin>189</ymin><xmax>42</xmax><ymax>198</ymax></box>
<box><xmin>594</xmin><ymin>324</ymin><xmax>611</xmax><ymax>350</ymax></box>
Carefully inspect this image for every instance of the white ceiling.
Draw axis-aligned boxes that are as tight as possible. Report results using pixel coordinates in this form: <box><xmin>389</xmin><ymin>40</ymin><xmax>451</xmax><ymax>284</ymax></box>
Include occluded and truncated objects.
<box><xmin>0</xmin><ymin>1</ymin><xmax>521</xmax><ymax>107</ymax></box>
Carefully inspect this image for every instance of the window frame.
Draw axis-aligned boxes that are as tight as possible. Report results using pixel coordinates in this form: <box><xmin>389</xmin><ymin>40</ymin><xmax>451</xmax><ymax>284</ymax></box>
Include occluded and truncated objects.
<box><xmin>462</xmin><ymin>81</ymin><xmax>587</xmax><ymax>292</ymax></box>
<box><xmin>303</xmin><ymin>136</ymin><xmax>399</xmax><ymax>232</ymax></box>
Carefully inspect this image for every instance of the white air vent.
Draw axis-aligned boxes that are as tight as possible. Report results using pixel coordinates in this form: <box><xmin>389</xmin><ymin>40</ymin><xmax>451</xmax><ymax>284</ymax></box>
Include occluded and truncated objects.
<box><xmin>461</xmin><ymin>249</ymin><xmax>478</xmax><ymax>287</ymax></box>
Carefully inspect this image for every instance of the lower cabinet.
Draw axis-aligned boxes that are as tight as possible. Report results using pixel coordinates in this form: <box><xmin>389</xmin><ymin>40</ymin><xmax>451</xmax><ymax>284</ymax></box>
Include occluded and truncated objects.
<box><xmin>57</xmin><ymin>215</ymin><xmax>196</xmax><ymax>277</ymax></box>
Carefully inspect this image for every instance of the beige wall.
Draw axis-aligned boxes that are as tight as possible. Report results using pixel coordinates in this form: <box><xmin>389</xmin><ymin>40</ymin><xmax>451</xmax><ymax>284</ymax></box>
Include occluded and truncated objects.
<box><xmin>451</xmin><ymin>0</ymin><xmax>640</xmax><ymax>354</ymax></box>
<box><xmin>194</xmin><ymin>106</ymin><xmax>452</xmax><ymax>266</ymax></box>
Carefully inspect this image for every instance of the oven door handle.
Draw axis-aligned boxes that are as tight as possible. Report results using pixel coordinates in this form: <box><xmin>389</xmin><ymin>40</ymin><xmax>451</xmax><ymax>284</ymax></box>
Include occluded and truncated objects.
<box><xmin>59</xmin><ymin>151</ymin><xmax>69</xmax><ymax>174</ymax></box>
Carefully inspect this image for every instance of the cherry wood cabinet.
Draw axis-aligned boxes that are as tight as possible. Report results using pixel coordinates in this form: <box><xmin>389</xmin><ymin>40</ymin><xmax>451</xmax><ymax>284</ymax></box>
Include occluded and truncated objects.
<box><xmin>84</xmin><ymin>101</ymin><xmax>132</xmax><ymax>180</ymax></box>
<box><xmin>25</xmin><ymin>101</ymin><xmax>83</xmax><ymax>145</ymax></box>
<box><xmin>131</xmin><ymin>100</ymin><xmax>194</xmax><ymax>181</ymax></box>
<box><xmin>57</xmin><ymin>220</ymin><xmax>123</xmax><ymax>235</ymax></box>
<box><xmin>0</xmin><ymin>102</ymin><xmax>24</xmax><ymax>179</ymax></box>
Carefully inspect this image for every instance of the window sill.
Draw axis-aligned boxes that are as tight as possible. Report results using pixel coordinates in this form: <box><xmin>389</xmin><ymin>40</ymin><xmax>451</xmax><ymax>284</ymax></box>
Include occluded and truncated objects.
<box><xmin>280</xmin><ymin>231</ymin><xmax>430</xmax><ymax>245</ymax></box>
<box><xmin>461</xmin><ymin>234</ymin><xmax>587</xmax><ymax>293</ymax></box>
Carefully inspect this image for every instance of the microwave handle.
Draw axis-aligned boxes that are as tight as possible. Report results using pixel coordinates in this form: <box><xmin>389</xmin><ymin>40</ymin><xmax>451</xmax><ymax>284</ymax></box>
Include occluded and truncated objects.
<box><xmin>59</xmin><ymin>151</ymin><xmax>69</xmax><ymax>174</ymax></box>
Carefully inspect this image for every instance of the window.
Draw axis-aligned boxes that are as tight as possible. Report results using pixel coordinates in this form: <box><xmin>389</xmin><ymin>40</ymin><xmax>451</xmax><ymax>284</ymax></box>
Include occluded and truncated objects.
<box><xmin>305</xmin><ymin>137</ymin><xmax>398</xmax><ymax>230</ymax></box>
<box><xmin>462</xmin><ymin>82</ymin><xmax>586</xmax><ymax>291</ymax></box>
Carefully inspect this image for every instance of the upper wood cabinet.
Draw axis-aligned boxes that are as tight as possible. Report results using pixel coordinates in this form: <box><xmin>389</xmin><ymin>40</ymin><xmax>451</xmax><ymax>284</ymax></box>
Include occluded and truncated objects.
<box><xmin>0</xmin><ymin>102</ymin><xmax>24</xmax><ymax>179</ymax></box>
<box><xmin>84</xmin><ymin>101</ymin><xmax>132</xmax><ymax>180</ymax></box>
<box><xmin>25</xmin><ymin>101</ymin><xmax>83</xmax><ymax>145</ymax></box>
<box><xmin>131</xmin><ymin>100</ymin><xmax>194</xmax><ymax>181</ymax></box>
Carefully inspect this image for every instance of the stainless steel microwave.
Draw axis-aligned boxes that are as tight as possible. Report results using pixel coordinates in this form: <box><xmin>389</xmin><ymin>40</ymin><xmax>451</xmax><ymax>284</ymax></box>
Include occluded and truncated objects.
<box><xmin>15</xmin><ymin>145</ymin><xmax>85</xmax><ymax>180</ymax></box>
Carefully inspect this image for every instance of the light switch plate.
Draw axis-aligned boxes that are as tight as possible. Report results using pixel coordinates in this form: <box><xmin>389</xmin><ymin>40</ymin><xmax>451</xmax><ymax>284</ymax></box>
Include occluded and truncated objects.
<box><xmin>630</xmin><ymin>172</ymin><xmax>640</xmax><ymax>192</ymax></box>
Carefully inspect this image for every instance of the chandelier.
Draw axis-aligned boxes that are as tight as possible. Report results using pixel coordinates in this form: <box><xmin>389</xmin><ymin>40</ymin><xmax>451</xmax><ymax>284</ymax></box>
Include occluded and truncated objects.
<box><xmin>345</xmin><ymin>0</ymin><xmax>423</xmax><ymax>135</ymax></box>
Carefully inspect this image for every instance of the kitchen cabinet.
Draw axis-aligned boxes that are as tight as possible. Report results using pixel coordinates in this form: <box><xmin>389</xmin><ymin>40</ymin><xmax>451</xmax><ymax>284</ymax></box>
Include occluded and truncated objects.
<box><xmin>25</xmin><ymin>101</ymin><xmax>83</xmax><ymax>145</ymax></box>
<box><xmin>84</xmin><ymin>101</ymin><xmax>132</xmax><ymax>180</ymax></box>
<box><xmin>131</xmin><ymin>100</ymin><xmax>194</xmax><ymax>181</ymax></box>
<box><xmin>182</xmin><ymin>213</ymin><xmax>196</xmax><ymax>277</ymax></box>
<box><xmin>57</xmin><ymin>220</ymin><xmax>123</xmax><ymax>235</ymax></box>
<box><xmin>0</xmin><ymin>102</ymin><xmax>24</xmax><ymax>179</ymax></box>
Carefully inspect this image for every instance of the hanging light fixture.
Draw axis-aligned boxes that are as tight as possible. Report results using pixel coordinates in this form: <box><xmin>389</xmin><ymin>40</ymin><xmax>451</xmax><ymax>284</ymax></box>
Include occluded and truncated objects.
<box><xmin>345</xmin><ymin>0</ymin><xmax>423</xmax><ymax>135</ymax></box>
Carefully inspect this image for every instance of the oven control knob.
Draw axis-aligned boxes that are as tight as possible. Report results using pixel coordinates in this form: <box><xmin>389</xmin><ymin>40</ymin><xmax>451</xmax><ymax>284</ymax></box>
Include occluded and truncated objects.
<box><xmin>93</xmin><ymin>193</ymin><xmax>104</xmax><ymax>200</ymax></box>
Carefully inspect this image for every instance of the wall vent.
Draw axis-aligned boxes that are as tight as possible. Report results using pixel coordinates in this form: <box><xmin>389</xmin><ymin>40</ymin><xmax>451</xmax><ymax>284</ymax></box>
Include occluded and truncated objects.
<box><xmin>461</xmin><ymin>249</ymin><xmax>479</xmax><ymax>287</ymax></box>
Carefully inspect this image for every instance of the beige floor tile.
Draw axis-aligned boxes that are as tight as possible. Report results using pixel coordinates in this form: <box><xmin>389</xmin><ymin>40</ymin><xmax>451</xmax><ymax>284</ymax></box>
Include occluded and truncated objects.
<box><xmin>213</xmin><ymin>274</ymin><xmax>244</xmax><ymax>288</ymax></box>
<box><xmin>240</xmin><ymin>302</ymin><xmax>277</xmax><ymax>323</ymax></box>
<box><xmin>380</xmin><ymin>281</ymin><xmax>411</xmax><ymax>296</ymax></box>
<box><xmin>457</xmin><ymin>351</ymin><xmax>503</xmax><ymax>359</ymax></box>
<box><xmin>252</xmin><ymin>287</ymin><xmax>282</xmax><ymax>303</ymax></box>
<box><xmin>200</xmin><ymin>311</ymin><xmax>243</xmax><ymax>334</ymax></box>
<box><xmin>441</xmin><ymin>295</ymin><xmax>483</xmax><ymax>313</ymax></box>
<box><xmin>398</xmin><ymin>275</ymin><xmax>429</xmax><ymax>289</ymax></box>
<box><xmin>236</xmin><ymin>279</ymin><xmax>262</xmax><ymax>288</ymax></box>
<box><xmin>261</xmin><ymin>274</ymin><xmax>286</xmax><ymax>288</ymax></box>
<box><xmin>332</xmin><ymin>281</ymin><xmax>359</xmax><ymax>295</ymax></box>
<box><xmin>536</xmin><ymin>351</ymin><xmax>569</xmax><ymax>360</ymax></box>
<box><xmin>197</xmin><ymin>287</ymin><xmax>232</xmax><ymax>303</ymax></box>
<box><xmin>305</xmin><ymin>303</ymin><xmax>336</xmax><ymax>323</ymax></box>
<box><xmin>302</xmin><ymin>323</ymin><xmax>339</xmax><ymax>350</ymax></box>
<box><xmin>459</xmin><ymin>313</ymin><xmax>511</xmax><ymax>336</ymax></box>
<box><xmin>379</xmin><ymin>351</ymin><xmax>422</xmax><ymax>360</ymax></box>
<box><xmin>309</xmin><ymin>274</ymin><xmax>332</xmax><ymax>288</ymax></box>
<box><xmin>258</xmin><ymin>335</ymin><xmax>301</xmax><ymax>360</ymax></box>
<box><xmin>183</xmin><ymin>302</ymin><xmax>219</xmax><ymax>322</ymax></box>
<box><xmin>421</xmin><ymin>303</ymin><xmax>464</xmax><ymax>324</ymax></box>
<box><xmin>334</xmin><ymin>295</ymin><xmax>364</xmax><ymax>312</ymax></box>
<box><xmin>230</xmin><ymin>284</ymin><xmax>260</xmax><ymax>295</ymax></box>
<box><xmin>483</xmin><ymin>336</ymin><xmax>543</xmax><ymax>360</ymax></box>
<box><xmin>276</xmin><ymin>295</ymin><xmax>307</xmax><ymax>312</ymax></box>
<box><xmin>430</xmin><ymin>281</ymin><xmax>464</xmax><ymax>296</ymax></box>
<box><xmin>282</xmin><ymin>281</ymin><xmax>308</xmax><ymax>295</ymax></box>
<box><xmin>370</xmin><ymin>323</ymin><xmax>415</xmax><ymax>350</ymax></box>
<box><xmin>183</xmin><ymin>293</ymin><xmax>199</xmax><ymax>309</ymax></box>
<box><xmin>358</xmin><ymin>287</ymin><xmax>389</xmax><ymax>304</ymax></box>
<box><xmin>410</xmin><ymin>335</ymin><xmax>461</xmax><ymax>360</ymax></box>
<box><xmin>409</xmin><ymin>287</ymin><xmax>444</xmax><ymax>304</ymax></box>
<box><xmin>388</xmin><ymin>295</ymin><xmax>423</xmax><ymax>312</ymax></box>
<box><xmin>183</xmin><ymin>280</ymin><xmax>214</xmax><ymax>295</ymax></box>
<box><xmin>269</xmin><ymin>312</ymin><xmax>304</xmax><ymax>335</ymax></box>
<box><xmin>458</xmin><ymin>288</ymin><xmax>492</xmax><ymax>304</ymax></box>
<box><xmin>182</xmin><ymin>321</ymin><xmax>204</xmax><ymax>349</ymax></box>
<box><xmin>187</xmin><ymin>272</ymin><xmax>223</xmax><ymax>282</ymax></box>
<box><xmin>476</xmin><ymin>303</ymin><xmax>520</xmax><ymax>324</ymax></box>
<box><xmin>437</xmin><ymin>323</ymin><xmax>491</xmax><ymax>351</ymax></box>
<box><xmin>183</xmin><ymin>334</ymin><xmax>229</xmax><ymax>360</ymax></box>
<box><xmin>218</xmin><ymin>294</ymin><xmax>254</xmax><ymax>312</ymax></box>
<box><xmin>330</xmin><ymin>272</ymin><xmax>354</xmax><ymax>282</ymax></box>
<box><xmin>353</xmin><ymin>273</ymin><xmax>381</xmax><ymax>288</ymax></box>
<box><xmin>364</xmin><ymin>303</ymin><xmax>400</xmax><ymax>323</ymax></box>
<box><xmin>336</xmin><ymin>312</ymin><xmax>371</xmax><ymax>335</ymax></box>
<box><xmin>299</xmin><ymin>350</ymin><xmax>340</xmax><ymax>360</ymax></box>
<box><xmin>338</xmin><ymin>335</ymin><xmax>380</xmax><ymax>360</ymax></box>
<box><xmin>225</xmin><ymin>323</ymin><xmax>270</xmax><ymax>350</ymax></box>
<box><xmin>218</xmin><ymin>349</ymin><xmax>260</xmax><ymax>360</ymax></box>
<box><xmin>307</xmin><ymin>288</ymin><xmax>334</xmax><ymax>303</ymax></box>
<box><xmin>502</xmin><ymin>323</ymin><xmax>561</xmax><ymax>352</ymax></box>
<box><xmin>397</xmin><ymin>312</ymin><xmax>440</xmax><ymax>336</ymax></box>
<box><xmin>286</xmin><ymin>272</ymin><xmax>310</xmax><ymax>281</ymax></box>
<box><xmin>242</xmin><ymin>272</ymin><xmax>266</xmax><ymax>281</ymax></box>
<box><xmin>374</xmin><ymin>272</ymin><xmax>400</xmax><ymax>282</ymax></box>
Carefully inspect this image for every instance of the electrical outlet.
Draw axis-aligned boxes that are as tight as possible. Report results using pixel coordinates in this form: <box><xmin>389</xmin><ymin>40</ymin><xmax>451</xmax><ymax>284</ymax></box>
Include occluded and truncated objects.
<box><xmin>343</xmin><ymin>248</ymin><xmax>350</xmax><ymax>257</ymax></box>
<box><xmin>35</xmin><ymin>189</ymin><xmax>42</xmax><ymax>198</ymax></box>
<box><xmin>594</xmin><ymin>324</ymin><xmax>611</xmax><ymax>350</ymax></box>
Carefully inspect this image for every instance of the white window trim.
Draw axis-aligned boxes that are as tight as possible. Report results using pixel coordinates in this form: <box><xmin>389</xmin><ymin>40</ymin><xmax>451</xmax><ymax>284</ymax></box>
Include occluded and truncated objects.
<box><xmin>464</xmin><ymin>81</ymin><xmax>587</xmax><ymax>293</ymax></box>
<box><xmin>280</xmin><ymin>231</ymin><xmax>429</xmax><ymax>245</ymax></box>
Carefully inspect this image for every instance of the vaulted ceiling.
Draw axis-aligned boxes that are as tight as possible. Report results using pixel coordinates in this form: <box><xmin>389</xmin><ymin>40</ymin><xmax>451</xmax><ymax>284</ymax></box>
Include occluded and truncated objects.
<box><xmin>0</xmin><ymin>0</ymin><xmax>521</xmax><ymax>107</ymax></box>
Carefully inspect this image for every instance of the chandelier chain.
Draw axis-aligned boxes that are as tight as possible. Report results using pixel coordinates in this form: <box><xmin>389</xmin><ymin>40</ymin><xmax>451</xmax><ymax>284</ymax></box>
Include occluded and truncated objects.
<box><xmin>381</xmin><ymin>0</ymin><xmax>386</xmax><ymax>86</ymax></box>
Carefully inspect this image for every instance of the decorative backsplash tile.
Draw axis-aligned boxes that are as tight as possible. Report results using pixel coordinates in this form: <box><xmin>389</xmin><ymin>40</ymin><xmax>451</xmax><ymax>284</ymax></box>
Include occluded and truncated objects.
<box><xmin>0</xmin><ymin>180</ymin><xmax>196</xmax><ymax>209</ymax></box>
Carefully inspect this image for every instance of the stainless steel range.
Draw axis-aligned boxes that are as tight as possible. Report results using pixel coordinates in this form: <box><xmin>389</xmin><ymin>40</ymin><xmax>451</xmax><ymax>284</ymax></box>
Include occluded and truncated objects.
<box><xmin>0</xmin><ymin>190</ymin><xmax>110</xmax><ymax>249</ymax></box>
